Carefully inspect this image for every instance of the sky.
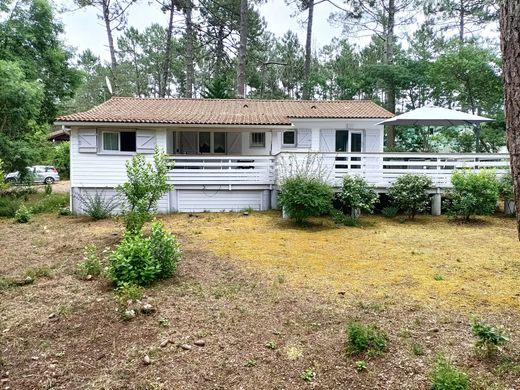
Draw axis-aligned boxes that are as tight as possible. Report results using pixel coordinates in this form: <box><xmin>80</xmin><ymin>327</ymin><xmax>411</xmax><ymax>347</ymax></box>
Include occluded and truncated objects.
<box><xmin>56</xmin><ymin>0</ymin><xmax>343</xmax><ymax>61</ymax></box>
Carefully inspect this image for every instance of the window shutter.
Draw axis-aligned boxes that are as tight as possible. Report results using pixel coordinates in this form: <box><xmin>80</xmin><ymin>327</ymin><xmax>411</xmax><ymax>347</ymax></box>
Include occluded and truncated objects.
<box><xmin>319</xmin><ymin>129</ymin><xmax>335</xmax><ymax>152</ymax></box>
<box><xmin>78</xmin><ymin>129</ymin><xmax>97</xmax><ymax>153</ymax></box>
<box><xmin>297</xmin><ymin>129</ymin><xmax>311</xmax><ymax>148</ymax></box>
<box><xmin>180</xmin><ymin>132</ymin><xmax>197</xmax><ymax>154</ymax></box>
<box><xmin>365</xmin><ymin>130</ymin><xmax>381</xmax><ymax>152</ymax></box>
<box><xmin>227</xmin><ymin>132</ymin><xmax>242</xmax><ymax>155</ymax></box>
<box><xmin>136</xmin><ymin>130</ymin><xmax>156</xmax><ymax>153</ymax></box>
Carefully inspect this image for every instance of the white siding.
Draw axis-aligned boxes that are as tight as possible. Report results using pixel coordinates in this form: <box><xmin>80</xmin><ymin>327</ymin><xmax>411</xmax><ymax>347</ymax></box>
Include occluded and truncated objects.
<box><xmin>175</xmin><ymin>189</ymin><xmax>265</xmax><ymax>212</ymax></box>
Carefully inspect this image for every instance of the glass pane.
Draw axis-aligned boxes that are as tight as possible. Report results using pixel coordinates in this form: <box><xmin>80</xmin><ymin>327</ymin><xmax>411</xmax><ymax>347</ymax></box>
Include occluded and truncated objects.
<box><xmin>335</xmin><ymin>130</ymin><xmax>348</xmax><ymax>152</ymax></box>
<box><xmin>199</xmin><ymin>132</ymin><xmax>210</xmax><ymax>153</ymax></box>
<box><xmin>103</xmin><ymin>132</ymin><xmax>119</xmax><ymax>151</ymax></box>
<box><xmin>283</xmin><ymin>131</ymin><xmax>295</xmax><ymax>145</ymax></box>
<box><xmin>120</xmin><ymin>131</ymin><xmax>136</xmax><ymax>152</ymax></box>
<box><xmin>214</xmin><ymin>132</ymin><xmax>226</xmax><ymax>154</ymax></box>
<box><xmin>351</xmin><ymin>133</ymin><xmax>362</xmax><ymax>152</ymax></box>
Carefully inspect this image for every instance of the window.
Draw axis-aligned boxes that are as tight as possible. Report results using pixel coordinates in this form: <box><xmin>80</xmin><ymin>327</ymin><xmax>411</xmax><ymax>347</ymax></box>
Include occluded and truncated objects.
<box><xmin>283</xmin><ymin>130</ymin><xmax>296</xmax><ymax>146</ymax></box>
<box><xmin>214</xmin><ymin>132</ymin><xmax>226</xmax><ymax>154</ymax></box>
<box><xmin>250</xmin><ymin>132</ymin><xmax>265</xmax><ymax>147</ymax></box>
<box><xmin>199</xmin><ymin>132</ymin><xmax>226</xmax><ymax>154</ymax></box>
<box><xmin>102</xmin><ymin>131</ymin><xmax>136</xmax><ymax>152</ymax></box>
<box><xmin>199</xmin><ymin>132</ymin><xmax>211</xmax><ymax>153</ymax></box>
<box><xmin>351</xmin><ymin>132</ymin><xmax>362</xmax><ymax>153</ymax></box>
<box><xmin>335</xmin><ymin>130</ymin><xmax>348</xmax><ymax>152</ymax></box>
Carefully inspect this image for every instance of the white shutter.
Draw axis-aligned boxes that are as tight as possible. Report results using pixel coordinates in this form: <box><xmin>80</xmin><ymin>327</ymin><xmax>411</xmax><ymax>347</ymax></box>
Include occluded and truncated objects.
<box><xmin>319</xmin><ymin>129</ymin><xmax>335</xmax><ymax>152</ymax></box>
<box><xmin>297</xmin><ymin>129</ymin><xmax>312</xmax><ymax>148</ymax></box>
<box><xmin>365</xmin><ymin>130</ymin><xmax>382</xmax><ymax>152</ymax></box>
<box><xmin>136</xmin><ymin>130</ymin><xmax>156</xmax><ymax>153</ymax></box>
<box><xmin>227</xmin><ymin>132</ymin><xmax>242</xmax><ymax>155</ymax></box>
<box><xmin>180</xmin><ymin>132</ymin><xmax>197</xmax><ymax>154</ymax></box>
<box><xmin>78</xmin><ymin>129</ymin><xmax>97</xmax><ymax>153</ymax></box>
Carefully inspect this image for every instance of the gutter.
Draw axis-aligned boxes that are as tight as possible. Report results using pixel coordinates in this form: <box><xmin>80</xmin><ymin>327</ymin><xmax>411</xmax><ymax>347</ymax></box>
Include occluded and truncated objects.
<box><xmin>53</xmin><ymin>121</ymin><xmax>294</xmax><ymax>130</ymax></box>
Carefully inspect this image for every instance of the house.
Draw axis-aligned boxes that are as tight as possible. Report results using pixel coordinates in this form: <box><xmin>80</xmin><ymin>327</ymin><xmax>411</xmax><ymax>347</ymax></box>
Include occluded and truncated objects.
<box><xmin>55</xmin><ymin>97</ymin><xmax>509</xmax><ymax>214</ymax></box>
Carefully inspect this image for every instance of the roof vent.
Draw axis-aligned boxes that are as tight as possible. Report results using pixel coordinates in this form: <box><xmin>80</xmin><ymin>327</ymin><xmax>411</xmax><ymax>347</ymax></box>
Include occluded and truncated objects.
<box><xmin>243</xmin><ymin>103</ymin><xmax>249</xmax><ymax>108</ymax></box>
<box><xmin>311</xmin><ymin>104</ymin><xmax>317</xmax><ymax>109</ymax></box>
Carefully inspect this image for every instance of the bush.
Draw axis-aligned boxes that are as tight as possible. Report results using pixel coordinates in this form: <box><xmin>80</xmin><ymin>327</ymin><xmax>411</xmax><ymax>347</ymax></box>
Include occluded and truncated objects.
<box><xmin>278</xmin><ymin>176</ymin><xmax>333</xmax><ymax>224</ymax></box>
<box><xmin>108</xmin><ymin>221</ymin><xmax>181</xmax><ymax>287</ymax></box>
<box><xmin>447</xmin><ymin>170</ymin><xmax>499</xmax><ymax>221</ymax></box>
<box><xmin>0</xmin><ymin>196</ymin><xmax>20</xmax><ymax>217</ymax></box>
<box><xmin>52</xmin><ymin>141</ymin><xmax>70</xmax><ymax>179</ymax></box>
<box><xmin>14</xmin><ymin>205</ymin><xmax>31</xmax><ymax>223</ymax></box>
<box><xmin>381</xmin><ymin>206</ymin><xmax>398</xmax><ymax>219</ymax></box>
<box><xmin>332</xmin><ymin>209</ymin><xmax>359</xmax><ymax>226</ymax></box>
<box><xmin>389</xmin><ymin>174</ymin><xmax>432</xmax><ymax>220</ymax></box>
<box><xmin>58</xmin><ymin>206</ymin><xmax>71</xmax><ymax>216</ymax></box>
<box><xmin>75</xmin><ymin>190</ymin><xmax>118</xmax><ymax>220</ymax></box>
<box><xmin>430</xmin><ymin>356</ymin><xmax>469</xmax><ymax>390</ymax></box>
<box><xmin>76</xmin><ymin>244</ymin><xmax>102</xmax><ymax>279</ymax></box>
<box><xmin>498</xmin><ymin>172</ymin><xmax>514</xmax><ymax>202</ymax></box>
<box><xmin>471</xmin><ymin>318</ymin><xmax>509</xmax><ymax>355</ymax></box>
<box><xmin>346</xmin><ymin>322</ymin><xmax>388</xmax><ymax>356</ymax></box>
<box><xmin>44</xmin><ymin>183</ymin><xmax>52</xmax><ymax>196</ymax></box>
<box><xmin>0</xmin><ymin>158</ymin><xmax>8</xmax><ymax>191</ymax></box>
<box><xmin>336</xmin><ymin>175</ymin><xmax>378</xmax><ymax>217</ymax></box>
<box><xmin>30</xmin><ymin>193</ymin><xmax>69</xmax><ymax>214</ymax></box>
<box><xmin>117</xmin><ymin>149</ymin><xmax>172</xmax><ymax>233</ymax></box>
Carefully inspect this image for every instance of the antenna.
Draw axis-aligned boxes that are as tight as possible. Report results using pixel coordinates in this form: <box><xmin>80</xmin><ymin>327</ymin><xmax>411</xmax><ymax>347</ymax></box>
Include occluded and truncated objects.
<box><xmin>105</xmin><ymin>76</ymin><xmax>113</xmax><ymax>96</ymax></box>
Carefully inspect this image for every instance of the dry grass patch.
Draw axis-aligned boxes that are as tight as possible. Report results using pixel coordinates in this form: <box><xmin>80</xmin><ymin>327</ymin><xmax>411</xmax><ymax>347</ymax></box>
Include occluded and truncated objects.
<box><xmin>162</xmin><ymin>212</ymin><xmax>520</xmax><ymax>312</ymax></box>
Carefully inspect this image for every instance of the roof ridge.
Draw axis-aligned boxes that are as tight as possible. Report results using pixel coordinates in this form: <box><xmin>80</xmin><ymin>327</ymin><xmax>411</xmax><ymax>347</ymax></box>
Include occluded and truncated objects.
<box><xmin>109</xmin><ymin>96</ymin><xmax>375</xmax><ymax>103</ymax></box>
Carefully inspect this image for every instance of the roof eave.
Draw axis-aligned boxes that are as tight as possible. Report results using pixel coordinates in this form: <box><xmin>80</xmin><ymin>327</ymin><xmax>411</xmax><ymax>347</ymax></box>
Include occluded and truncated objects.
<box><xmin>53</xmin><ymin>120</ymin><xmax>295</xmax><ymax>130</ymax></box>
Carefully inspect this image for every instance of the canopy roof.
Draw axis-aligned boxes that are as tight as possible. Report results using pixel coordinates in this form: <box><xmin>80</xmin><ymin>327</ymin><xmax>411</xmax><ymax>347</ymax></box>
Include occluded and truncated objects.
<box><xmin>377</xmin><ymin>106</ymin><xmax>493</xmax><ymax>126</ymax></box>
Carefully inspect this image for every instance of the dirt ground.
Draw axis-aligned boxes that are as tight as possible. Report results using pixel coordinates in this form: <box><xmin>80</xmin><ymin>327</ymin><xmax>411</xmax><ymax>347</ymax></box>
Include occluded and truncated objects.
<box><xmin>0</xmin><ymin>212</ymin><xmax>519</xmax><ymax>389</ymax></box>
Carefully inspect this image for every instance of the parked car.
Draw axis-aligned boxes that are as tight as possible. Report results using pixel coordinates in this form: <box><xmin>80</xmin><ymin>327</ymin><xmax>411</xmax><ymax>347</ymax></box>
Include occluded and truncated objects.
<box><xmin>4</xmin><ymin>166</ymin><xmax>60</xmax><ymax>185</ymax></box>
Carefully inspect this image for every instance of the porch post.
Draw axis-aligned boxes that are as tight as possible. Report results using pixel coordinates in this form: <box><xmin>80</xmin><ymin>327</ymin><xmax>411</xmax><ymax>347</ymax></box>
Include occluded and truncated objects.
<box><xmin>431</xmin><ymin>189</ymin><xmax>442</xmax><ymax>216</ymax></box>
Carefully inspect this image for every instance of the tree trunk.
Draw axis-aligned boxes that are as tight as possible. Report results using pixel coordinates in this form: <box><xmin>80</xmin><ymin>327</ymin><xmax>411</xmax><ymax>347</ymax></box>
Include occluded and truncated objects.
<box><xmin>161</xmin><ymin>1</ymin><xmax>175</xmax><ymax>98</ymax></box>
<box><xmin>459</xmin><ymin>0</ymin><xmax>465</xmax><ymax>42</ymax></box>
<box><xmin>184</xmin><ymin>0</ymin><xmax>195</xmax><ymax>98</ymax></box>
<box><xmin>384</xmin><ymin>0</ymin><xmax>396</xmax><ymax>149</ymax></box>
<box><xmin>215</xmin><ymin>25</ymin><xmax>225</xmax><ymax>76</ymax></box>
<box><xmin>236</xmin><ymin>0</ymin><xmax>248</xmax><ymax>98</ymax></box>
<box><xmin>102</xmin><ymin>0</ymin><xmax>118</xmax><ymax>93</ymax></box>
<box><xmin>303</xmin><ymin>0</ymin><xmax>314</xmax><ymax>100</ymax></box>
<box><xmin>500</xmin><ymin>0</ymin><xmax>520</xmax><ymax>239</ymax></box>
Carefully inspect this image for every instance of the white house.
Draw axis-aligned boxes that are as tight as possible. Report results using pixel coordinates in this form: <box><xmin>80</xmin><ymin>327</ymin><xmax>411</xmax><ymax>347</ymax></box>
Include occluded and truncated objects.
<box><xmin>55</xmin><ymin>97</ymin><xmax>509</xmax><ymax>214</ymax></box>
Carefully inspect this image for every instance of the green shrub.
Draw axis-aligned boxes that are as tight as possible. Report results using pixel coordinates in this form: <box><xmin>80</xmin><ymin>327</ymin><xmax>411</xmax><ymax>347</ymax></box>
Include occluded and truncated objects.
<box><xmin>14</xmin><ymin>205</ymin><xmax>31</xmax><ymax>223</ymax></box>
<box><xmin>498</xmin><ymin>172</ymin><xmax>514</xmax><ymax>202</ymax></box>
<box><xmin>115</xmin><ymin>282</ymin><xmax>144</xmax><ymax>303</ymax></box>
<box><xmin>75</xmin><ymin>190</ymin><xmax>118</xmax><ymax>220</ymax></box>
<box><xmin>336</xmin><ymin>175</ymin><xmax>378</xmax><ymax>217</ymax></box>
<box><xmin>58</xmin><ymin>206</ymin><xmax>71</xmax><ymax>216</ymax></box>
<box><xmin>279</xmin><ymin>176</ymin><xmax>333</xmax><ymax>224</ymax></box>
<box><xmin>346</xmin><ymin>322</ymin><xmax>388</xmax><ymax>356</ymax></box>
<box><xmin>44</xmin><ymin>183</ymin><xmax>52</xmax><ymax>195</ymax></box>
<box><xmin>471</xmin><ymin>318</ymin><xmax>509</xmax><ymax>355</ymax></box>
<box><xmin>0</xmin><ymin>186</ymin><xmax>37</xmax><ymax>200</ymax></box>
<box><xmin>117</xmin><ymin>149</ymin><xmax>173</xmax><ymax>233</ymax></box>
<box><xmin>430</xmin><ymin>356</ymin><xmax>469</xmax><ymax>390</ymax></box>
<box><xmin>389</xmin><ymin>174</ymin><xmax>432</xmax><ymax>220</ymax></box>
<box><xmin>447</xmin><ymin>170</ymin><xmax>499</xmax><ymax>221</ymax></box>
<box><xmin>381</xmin><ymin>206</ymin><xmax>398</xmax><ymax>218</ymax></box>
<box><xmin>30</xmin><ymin>193</ymin><xmax>69</xmax><ymax>214</ymax></box>
<box><xmin>108</xmin><ymin>221</ymin><xmax>181</xmax><ymax>287</ymax></box>
<box><xmin>52</xmin><ymin>141</ymin><xmax>70</xmax><ymax>179</ymax></box>
<box><xmin>0</xmin><ymin>158</ymin><xmax>8</xmax><ymax>191</ymax></box>
<box><xmin>332</xmin><ymin>209</ymin><xmax>359</xmax><ymax>226</ymax></box>
<box><xmin>0</xmin><ymin>196</ymin><xmax>20</xmax><ymax>217</ymax></box>
<box><xmin>76</xmin><ymin>244</ymin><xmax>102</xmax><ymax>279</ymax></box>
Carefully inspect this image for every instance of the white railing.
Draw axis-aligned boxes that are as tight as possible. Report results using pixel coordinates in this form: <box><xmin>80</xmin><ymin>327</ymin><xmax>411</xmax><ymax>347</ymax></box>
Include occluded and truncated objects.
<box><xmin>167</xmin><ymin>155</ymin><xmax>275</xmax><ymax>185</ymax></box>
<box><xmin>332</xmin><ymin>152</ymin><xmax>510</xmax><ymax>188</ymax></box>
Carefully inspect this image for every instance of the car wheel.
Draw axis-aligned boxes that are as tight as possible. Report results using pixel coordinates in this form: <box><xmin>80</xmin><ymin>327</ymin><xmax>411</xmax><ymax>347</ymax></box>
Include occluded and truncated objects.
<box><xmin>44</xmin><ymin>177</ymin><xmax>55</xmax><ymax>184</ymax></box>
<box><xmin>5</xmin><ymin>177</ymin><xmax>16</xmax><ymax>185</ymax></box>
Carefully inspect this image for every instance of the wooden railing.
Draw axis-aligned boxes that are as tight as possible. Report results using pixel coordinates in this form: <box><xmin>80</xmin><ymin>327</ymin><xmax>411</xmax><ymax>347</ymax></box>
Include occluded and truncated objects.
<box><xmin>166</xmin><ymin>155</ymin><xmax>275</xmax><ymax>185</ymax></box>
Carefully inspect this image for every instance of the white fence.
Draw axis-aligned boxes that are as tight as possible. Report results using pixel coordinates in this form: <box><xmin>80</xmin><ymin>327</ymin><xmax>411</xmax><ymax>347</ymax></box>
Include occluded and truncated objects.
<box><xmin>167</xmin><ymin>155</ymin><xmax>275</xmax><ymax>185</ymax></box>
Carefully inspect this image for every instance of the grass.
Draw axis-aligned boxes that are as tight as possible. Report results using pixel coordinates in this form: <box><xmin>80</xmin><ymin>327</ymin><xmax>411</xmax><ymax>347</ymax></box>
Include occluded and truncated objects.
<box><xmin>162</xmin><ymin>211</ymin><xmax>520</xmax><ymax>312</ymax></box>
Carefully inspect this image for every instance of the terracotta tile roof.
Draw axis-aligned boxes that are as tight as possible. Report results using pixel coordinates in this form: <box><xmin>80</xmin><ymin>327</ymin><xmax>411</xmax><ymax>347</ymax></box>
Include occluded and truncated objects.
<box><xmin>56</xmin><ymin>97</ymin><xmax>393</xmax><ymax>126</ymax></box>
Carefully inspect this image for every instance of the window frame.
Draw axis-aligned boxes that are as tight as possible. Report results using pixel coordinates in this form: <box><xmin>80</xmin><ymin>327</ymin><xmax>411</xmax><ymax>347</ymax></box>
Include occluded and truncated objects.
<box><xmin>101</xmin><ymin>130</ymin><xmax>137</xmax><ymax>153</ymax></box>
<box><xmin>198</xmin><ymin>131</ymin><xmax>227</xmax><ymax>154</ymax></box>
<box><xmin>250</xmin><ymin>132</ymin><xmax>266</xmax><ymax>148</ymax></box>
<box><xmin>282</xmin><ymin>130</ymin><xmax>296</xmax><ymax>147</ymax></box>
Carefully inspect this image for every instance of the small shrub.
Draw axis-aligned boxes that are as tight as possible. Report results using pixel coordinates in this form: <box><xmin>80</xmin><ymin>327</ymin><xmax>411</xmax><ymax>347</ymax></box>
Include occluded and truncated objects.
<box><xmin>25</xmin><ymin>265</ymin><xmax>52</xmax><ymax>279</ymax></box>
<box><xmin>14</xmin><ymin>205</ymin><xmax>31</xmax><ymax>223</ymax></box>
<box><xmin>430</xmin><ymin>356</ymin><xmax>469</xmax><ymax>390</ymax></box>
<box><xmin>301</xmin><ymin>367</ymin><xmax>316</xmax><ymax>382</ymax></box>
<box><xmin>44</xmin><ymin>183</ymin><xmax>53</xmax><ymax>195</ymax></box>
<box><xmin>336</xmin><ymin>175</ymin><xmax>378</xmax><ymax>217</ymax></box>
<box><xmin>471</xmin><ymin>318</ymin><xmax>509</xmax><ymax>356</ymax></box>
<box><xmin>108</xmin><ymin>221</ymin><xmax>181</xmax><ymax>287</ymax></box>
<box><xmin>332</xmin><ymin>209</ymin><xmax>359</xmax><ymax>226</ymax></box>
<box><xmin>115</xmin><ymin>282</ymin><xmax>144</xmax><ymax>303</ymax></box>
<box><xmin>447</xmin><ymin>170</ymin><xmax>499</xmax><ymax>221</ymax></box>
<box><xmin>279</xmin><ymin>176</ymin><xmax>333</xmax><ymax>224</ymax></box>
<box><xmin>0</xmin><ymin>196</ymin><xmax>20</xmax><ymax>217</ymax></box>
<box><xmin>346</xmin><ymin>322</ymin><xmax>388</xmax><ymax>356</ymax></box>
<box><xmin>30</xmin><ymin>193</ymin><xmax>69</xmax><ymax>214</ymax></box>
<box><xmin>355</xmin><ymin>360</ymin><xmax>367</xmax><ymax>372</ymax></box>
<box><xmin>389</xmin><ymin>174</ymin><xmax>432</xmax><ymax>220</ymax></box>
<box><xmin>498</xmin><ymin>172</ymin><xmax>514</xmax><ymax>202</ymax></box>
<box><xmin>76</xmin><ymin>244</ymin><xmax>102</xmax><ymax>279</ymax></box>
<box><xmin>75</xmin><ymin>190</ymin><xmax>118</xmax><ymax>220</ymax></box>
<box><xmin>58</xmin><ymin>206</ymin><xmax>71</xmax><ymax>216</ymax></box>
<box><xmin>265</xmin><ymin>341</ymin><xmax>277</xmax><ymax>350</ymax></box>
<box><xmin>381</xmin><ymin>206</ymin><xmax>398</xmax><ymax>219</ymax></box>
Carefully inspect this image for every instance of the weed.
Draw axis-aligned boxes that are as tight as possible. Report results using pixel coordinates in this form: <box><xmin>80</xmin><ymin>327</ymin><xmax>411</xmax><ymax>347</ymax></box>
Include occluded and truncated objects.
<box><xmin>58</xmin><ymin>207</ymin><xmax>71</xmax><ymax>216</ymax></box>
<box><xmin>332</xmin><ymin>210</ymin><xmax>359</xmax><ymax>227</ymax></box>
<box><xmin>265</xmin><ymin>340</ymin><xmax>277</xmax><ymax>350</ymax></box>
<box><xmin>355</xmin><ymin>361</ymin><xmax>367</xmax><ymax>372</ymax></box>
<box><xmin>434</xmin><ymin>274</ymin><xmax>444</xmax><ymax>281</ymax></box>
<box><xmin>14</xmin><ymin>205</ymin><xmax>31</xmax><ymax>223</ymax></box>
<box><xmin>285</xmin><ymin>345</ymin><xmax>303</xmax><ymax>361</ymax></box>
<box><xmin>158</xmin><ymin>318</ymin><xmax>171</xmax><ymax>328</ymax></box>
<box><xmin>346</xmin><ymin>322</ymin><xmax>388</xmax><ymax>356</ymax></box>
<box><xmin>44</xmin><ymin>183</ymin><xmax>52</xmax><ymax>196</ymax></box>
<box><xmin>75</xmin><ymin>190</ymin><xmax>118</xmax><ymax>220</ymax></box>
<box><xmin>411</xmin><ymin>342</ymin><xmax>424</xmax><ymax>356</ymax></box>
<box><xmin>29</xmin><ymin>193</ymin><xmax>69</xmax><ymax>214</ymax></box>
<box><xmin>115</xmin><ymin>282</ymin><xmax>144</xmax><ymax>304</ymax></box>
<box><xmin>382</xmin><ymin>206</ymin><xmax>398</xmax><ymax>218</ymax></box>
<box><xmin>76</xmin><ymin>244</ymin><xmax>102</xmax><ymax>279</ymax></box>
<box><xmin>430</xmin><ymin>355</ymin><xmax>469</xmax><ymax>390</ymax></box>
<box><xmin>301</xmin><ymin>367</ymin><xmax>316</xmax><ymax>382</ymax></box>
<box><xmin>25</xmin><ymin>266</ymin><xmax>52</xmax><ymax>279</ymax></box>
<box><xmin>0</xmin><ymin>196</ymin><xmax>20</xmax><ymax>218</ymax></box>
<box><xmin>245</xmin><ymin>359</ymin><xmax>257</xmax><ymax>367</ymax></box>
<box><xmin>471</xmin><ymin>318</ymin><xmax>509</xmax><ymax>356</ymax></box>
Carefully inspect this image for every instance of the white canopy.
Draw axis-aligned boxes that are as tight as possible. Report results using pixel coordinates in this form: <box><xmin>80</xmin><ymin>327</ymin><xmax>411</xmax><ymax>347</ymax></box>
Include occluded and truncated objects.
<box><xmin>377</xmin><ymin>106</ymin><xmax>493</xmax><ymax>126</ymax></box>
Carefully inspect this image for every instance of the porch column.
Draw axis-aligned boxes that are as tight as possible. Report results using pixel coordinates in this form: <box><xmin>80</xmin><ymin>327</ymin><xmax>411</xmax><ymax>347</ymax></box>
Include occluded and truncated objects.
<box><xmin>431</xmin><ymin>190</ymin><xmax>442</xmax><ymax>216</ymax></box>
